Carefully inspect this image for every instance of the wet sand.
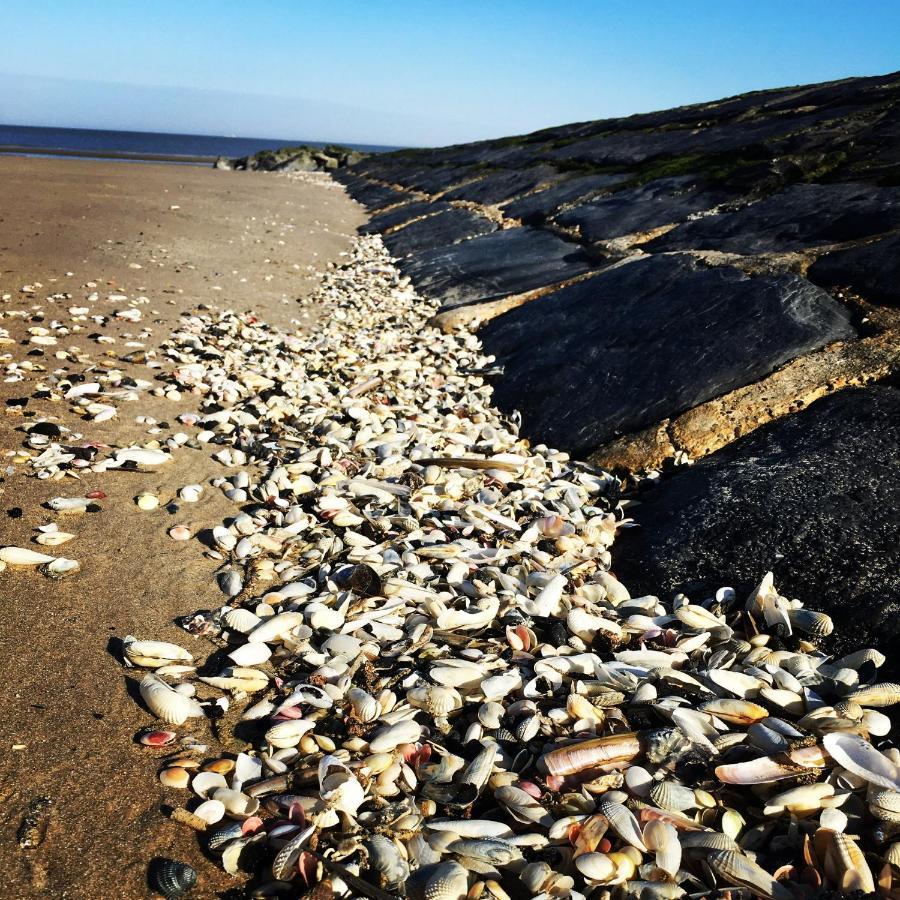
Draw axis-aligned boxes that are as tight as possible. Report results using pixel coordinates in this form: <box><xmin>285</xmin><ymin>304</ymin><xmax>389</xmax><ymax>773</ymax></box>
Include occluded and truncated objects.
<box><xmin>0</xmin><ymin>156</ymin><xmax>366</xmax><ymax>898</ymax></box>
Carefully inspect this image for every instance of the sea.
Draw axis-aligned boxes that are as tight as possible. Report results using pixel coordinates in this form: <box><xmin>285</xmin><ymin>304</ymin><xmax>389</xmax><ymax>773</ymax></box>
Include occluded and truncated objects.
<box><xmin>0</xmin><ymin>124</ymin><xmax>398</xmax><ymax>164</ymax></box>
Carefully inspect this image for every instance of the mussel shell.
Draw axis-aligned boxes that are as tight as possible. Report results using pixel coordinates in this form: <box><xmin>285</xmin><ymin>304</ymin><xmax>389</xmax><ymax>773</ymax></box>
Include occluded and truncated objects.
<box><xmin>147</xmin><ymin>857</ymin><xmax>197</xmax><ymax>899</ymax></box>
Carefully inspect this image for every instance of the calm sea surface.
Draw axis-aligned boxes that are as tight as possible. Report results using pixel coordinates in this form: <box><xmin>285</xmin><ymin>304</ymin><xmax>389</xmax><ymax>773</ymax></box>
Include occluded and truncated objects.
<box><xmin>0</xmin><ymin>124</ymin><xmax>397</xmax><ymax>163</ymax></box>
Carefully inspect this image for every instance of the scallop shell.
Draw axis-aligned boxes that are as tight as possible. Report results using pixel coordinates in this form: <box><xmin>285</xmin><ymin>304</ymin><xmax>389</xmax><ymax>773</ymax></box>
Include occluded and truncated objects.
<box><xmin>224</xmin><ymin>608</ymin><xmax>261</xmax><ymax>634</ymax></box>
<box><xmin>708</xmin><ymin>849</ymin><xmax>791</xmax><ymax>900</ymax></box>
<box><xmin>407</xmin><ymin>684</ymin><xmax>463</xmax><ymax>716</ymax></box>
<box><xmin>649</xmin><ymin>780</ymin><xmax>697</xmax><ymax>812</ymax></box>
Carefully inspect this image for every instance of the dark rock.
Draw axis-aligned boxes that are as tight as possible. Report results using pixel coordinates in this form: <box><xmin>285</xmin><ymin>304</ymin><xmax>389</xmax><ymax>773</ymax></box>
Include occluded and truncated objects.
<box><xmin>440</xmin><ymin>166</ymin><xmax>564</xmax><ymax>205</ymax></box>
<box><xmin>480</xmin><ymin>255</ymin><xmax>855</xmax><ymax>455</ymax></box>
<box><xmin>555</xmin><ymin>176</ymin><xmax>733</xmax><ymax>242</ymax></box>
<box><xmin>648</xmin><ymin>182</ymin><xmax>900</xmax><ymax>253</ymax></box>
<box><xmin>360</xmin><ymin>201</ymin><xmax>450</xmax><ymax>235</ymax></box>
<box><xmin>402</xmin><ymin>227</ymin><xmax>594</xmax><ymax>308</ymax></box>
<box><xmin>349</xmin><ymin>182</ymin><xmax>414</xmax><ymax>211</ymax></box>
<box><xmin>224</xmin><ymin>143</ymin><xmax>366</xmax><ymax>174</ymax></box>
<box><xmin>807</xmin><ymin>232</ymin><xmax>900</xmax><ymax>306</ymax></box>
<box><xmin>612</xmin><ymin>386</ymin><xmax>900</xmax><ymax>675</ymax></box>
<box><xmin>383</xmin><ymin>209</ymin><xmax>497</xmax><ymax>257</ymax></box>
<box><xmin>502</xmin><ymin>174</ymin><xmax>631</xmax><ymax>225</ymax></box>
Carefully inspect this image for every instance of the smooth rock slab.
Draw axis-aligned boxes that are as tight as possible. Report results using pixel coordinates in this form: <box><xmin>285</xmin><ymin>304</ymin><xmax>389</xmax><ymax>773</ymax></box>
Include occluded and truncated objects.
<box><xmin>807</xmin><ymin>232</ymin><xmax>900</xmax><ymax>306</ymax></box>
<box><xmin>479</xmin><ymin>254</ymin><xmax>855</xmax><ymax>455</ymax></box>
<box><xmin>555</xmin><ymin>176</ymin><xmax>732</xmax><ymax>242</ymax></box>
<box><xmin>402</xmin><ymin>227</ymin><xmax>594</xmax><ymax>308</ymax></box>
<box><xmin>440</xmin><ymin>166</ymin><xmax>564</xmax><ymax>205</ymax></box>
<box><xmin>612</xmin><ymin>386</ymin><xmax>900</xmax><ymax>675</ymax></box>
<box><xmin>649</xmin><ymin>182</ymin><xmax>900</xmax><ymax>253</ymax></box>
<box><xmin>360</xmin><ymin>200</ymin><xmax>450</xmax><ymax>235</ymax></box>
<box><xmin>502</xmin><ymin>173</ymin><xmax>631</xmax><ymax>225</ymax></box>
<box><xmin>383</xmin><ymin>208</ymin><xmax>497</xmax><ymax>257</ymax></box>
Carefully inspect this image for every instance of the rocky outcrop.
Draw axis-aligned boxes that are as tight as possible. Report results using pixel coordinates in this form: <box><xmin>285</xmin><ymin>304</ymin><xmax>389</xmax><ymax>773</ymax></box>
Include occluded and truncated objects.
<box><xmin>334</xmin><ymin>70</ymin><xmax>900</xmax><ymax>471</ymax></box>
<box><xmin>333</xmin><ymin>71</ymin><xmax>900</xmax><ymax>644</ymax></box>
<box><xmin>219</xmin><ymin>144</ymin><xmax>367</xmax><ymax>173</ymax></box>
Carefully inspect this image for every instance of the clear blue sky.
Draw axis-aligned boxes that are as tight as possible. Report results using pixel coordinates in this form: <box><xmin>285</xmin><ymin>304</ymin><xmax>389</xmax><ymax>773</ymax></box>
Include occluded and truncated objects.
<box><xmin>1</xmin><ymin>0</ymin><xmax>898</xmax><ymax>147</ymax></box>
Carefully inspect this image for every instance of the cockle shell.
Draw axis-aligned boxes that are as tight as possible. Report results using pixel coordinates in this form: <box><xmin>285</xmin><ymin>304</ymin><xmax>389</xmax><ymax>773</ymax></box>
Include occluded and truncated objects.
<box><xmin>597</xmin><ymin>797</ymin><xmax>647</xmax><ymax>850</ymax></box>
<box><xmin>348</xmin><ymin>687</ymin><xmax>381</xmax><ymax>723</ymax></box>
<box><xmin>407</xmin><ymin>684</ymin><xmax>463</xmax><ymax>716</ymax></box>
<box><xmin>708</xmin><ymin>849</ymin><xmax>792</xmax><ymax>900</ymax></box>
<box><xmin>139</xmin><ymin>674</ymin><xmax>204</xmax><ymax>725</ymax></box>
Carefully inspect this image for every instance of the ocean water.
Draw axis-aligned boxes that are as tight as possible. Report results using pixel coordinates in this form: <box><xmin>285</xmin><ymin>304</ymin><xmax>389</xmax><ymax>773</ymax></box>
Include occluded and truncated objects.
<box><xmin>0</xmin><ymin>124</ymin><xmax>397</xmax><ymax>162</ymax></box>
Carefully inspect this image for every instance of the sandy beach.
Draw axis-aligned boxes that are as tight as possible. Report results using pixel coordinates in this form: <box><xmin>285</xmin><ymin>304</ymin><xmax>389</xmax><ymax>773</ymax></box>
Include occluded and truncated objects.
<box><xmin>0</xmin><ymin>156</ymin><xmax>365</xmax><ymax>898</ymax></box>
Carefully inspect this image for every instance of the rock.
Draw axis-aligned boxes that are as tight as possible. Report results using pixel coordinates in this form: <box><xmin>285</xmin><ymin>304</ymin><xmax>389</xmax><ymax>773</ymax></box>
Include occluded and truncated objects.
<box><xmin>220</xmin><ymin>143</ymin><xmax>367</xmax><ymax>175</ymax></box>
<box><xmin>648</xmin><ymin>182</ymin><xmax>900</xmax><ymax>254</ymax></box>
<box><xmin>383</xmin><ymin>208</ymin><xmax>497</xmax><ymax>257</ymax></box>
<box><xmin>555</xmin><ymin>176</ymin><xmax>733</xmax><ymax>243</ymax></box>
<box><xmin>612</xmin><ymin>386</ymin><xmax>900</xmax><ymax>675</ymax></box>
<box><xmin>807</xmin><ymin>232</ymin><xmax>900</xmax><ymax>306</ymax></box>
<box><xmin>502</xmin><ymin>173</ymin><xmax>631</xmax><ymax>225</ymax></box>
<box><xmin>360</xmin><ymin>201</ymin><xmax>451</xmax><ymax>236</ymax></box>
<box><xmin>402</xmin><ymin>227</ymin><xmax>594</xmax><ymax>308</ymax></box>
<box><xmin>213</xmin><ymin>156</ymin><xmax>232</xmax><ymax>170</ymax></box>
<box><xmin>440</xmin><ymin>165</ymin><xmax>565</xmax><ymax>205</ymax></box>
<box><xmin>479</xmin><ymin>255</ymin><xmax>854</xmax><ymax>455</ymax></box>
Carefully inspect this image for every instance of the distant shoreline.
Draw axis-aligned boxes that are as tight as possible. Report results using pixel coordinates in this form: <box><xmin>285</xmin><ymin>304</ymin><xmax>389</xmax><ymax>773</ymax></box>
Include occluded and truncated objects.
<box><xmin>0</xmin><ymin>144</ymin><xmax>215</xmax><ymax>165</ymax></box>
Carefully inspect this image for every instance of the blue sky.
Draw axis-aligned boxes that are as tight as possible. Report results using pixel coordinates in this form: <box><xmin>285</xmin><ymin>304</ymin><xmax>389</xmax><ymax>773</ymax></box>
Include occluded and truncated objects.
<box><xmin>1</xmin><ymin>0</ymin><xmax>898</xmax><ymax>146</ymax></box>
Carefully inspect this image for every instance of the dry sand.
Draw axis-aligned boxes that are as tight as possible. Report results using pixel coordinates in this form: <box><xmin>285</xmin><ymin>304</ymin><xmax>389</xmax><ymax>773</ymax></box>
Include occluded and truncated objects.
<box><xmin>0</xmin><ymin>156</ymin><xmax>366</xmax><ymax>898</ymax></box>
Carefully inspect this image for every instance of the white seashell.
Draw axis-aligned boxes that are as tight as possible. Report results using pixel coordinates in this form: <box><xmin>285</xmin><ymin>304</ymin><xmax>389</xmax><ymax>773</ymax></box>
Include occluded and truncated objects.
<box><xmin>368</xmin><ymin>719</ymin><xmax>423</xmax><ymax>753</ymax></box>
<box><xmin>193</xmin><ymin>799</ymin><xmax>226</xmax><ymax>825</ymax></box>
<box><xmin>115</xmin><ymin>447</ymin><xmax>171</xmax><ymax>466</ymax></box>
<box><xmin>124</xmin><ymin>637</ymin><xmax>193</xmax><ymax>668</ymax></box>
<box><xmin>227</xmin><ymin>642</ymin><xmax>272</xmax><ymax>666</ymax></box>
<box><xmin>823</xmin><ymin>732</ymin><xmax>900</xmax><ymax>792</ymax></box>
<box><xmin>575</xmin><ymin>852</ymin><xmax>616</xmax><ymax>883</ymax></box>
<box><xmin>212</xmin><ymin>787</ymin><xmax>260</xmax><ymax>820</ymax></box>
<box><xmin>41</xmin><ymin>557</ymin><xmax>80</xmax><ymax>579</ymax></box>
<box><xmin>200</xmin><ymin>667</ymin><xmax>269</xmax><ymax>693</ymax></box>
<box><xmin>0</xmin><ymin>546</ymin><xmax>56</xmax><ymax>566</ymax></box>
<box><xmin>193</xmin><ymin>771</ymin><xmax>229</xmax><ymax>798</ymax></box>
<box><xmin>348</xmin><ymin>688</ymin><xmax>381</xmax><ymax>723</ymax></box>
<box><xmin>265</xmin><ymin>719</ymin><xmax>316</xmax><ymax>749</ymax></box>
<box><xmin>34</xmin><ymin>531</ymin><xmax>76</xmax><ymax>547</ymax></box>
<box><xmin>224</xmin><ymin>608</ymin><xmax>261</xmax><ymax>634</ymax></box>
<box><xmin>248</xmin><ymin>611</ymin><xmax>304</xmax><ymax>643</ymax></box>
<box><xmin>139</xmin><ymin>674</ymin><xmax>204</xmax><ymax>725</ymax></box>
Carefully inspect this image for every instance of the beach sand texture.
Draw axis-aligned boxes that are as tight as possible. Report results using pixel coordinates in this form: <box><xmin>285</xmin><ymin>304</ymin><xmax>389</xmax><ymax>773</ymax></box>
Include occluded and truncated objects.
<box><xmin>0</xmin><ymin>156</ymin><xmax>365</xmax><ymax>898</ymax></box>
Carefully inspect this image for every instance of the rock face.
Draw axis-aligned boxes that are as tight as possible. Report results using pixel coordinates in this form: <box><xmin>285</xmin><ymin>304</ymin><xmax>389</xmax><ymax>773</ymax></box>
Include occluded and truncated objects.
<box><xmin>334</xmin><ymin>70</ymin><xmax>900</xmax><ymax>470</ymax></box>
<box><xmin>612</xmin><ymin>386</ymin><xmax>900</xmax><ymax>674</ymax></box>
<box><xmin>224</xmin><ymin>144</ymin><xmax>366</xmax><ymax>173</ymax></box>
<box><xmin>479</xmin><ymin>255</ymin><xmax>854</xmax><ymax>455</ymax></box>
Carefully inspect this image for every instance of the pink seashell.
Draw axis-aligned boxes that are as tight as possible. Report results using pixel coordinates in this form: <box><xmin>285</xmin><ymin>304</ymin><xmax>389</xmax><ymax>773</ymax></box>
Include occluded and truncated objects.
<box><xmin>288</xmin><ymin>802</ymin><xmax>306</xmax><ymax>825</ymax></box>
<box><xmin>139</xmin><ymin>729</ymin><xmax>177</xmax><ymax>747</ymax></box>
<box><xmin>169</xmin><ymin>525</ymin><xmax>192</xmax><ymax>541</ymax></box>
<box><xmin>242</xmin><ymin>816</ymin><xmax>264</xmax><ymax>835</ymax></box>
<box><xmin>274</xmin><ymin>707</ymin><xmax>306</xmax><ymax>720</ymax></box>
<box><xmin>546</xmin><ymin>774</ymin><xmax>566</xmax><ymax>791</ymax></box>
<box><xmin>517</xmin><ymin>780</ymin><xmax>543</xmax><ymax>799</ymax></box>
<box><xmin>297</xmin><ymin>850</ymin><xmax>317</xmax><ymax>885</ymax></box>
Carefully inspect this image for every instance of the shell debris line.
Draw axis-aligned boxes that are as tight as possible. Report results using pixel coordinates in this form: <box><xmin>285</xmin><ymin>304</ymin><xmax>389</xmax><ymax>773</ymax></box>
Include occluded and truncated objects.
<box><xmin>11</xmin><ymin>234</ymin><xmax>900</xmax><ymax>899</ymax></box>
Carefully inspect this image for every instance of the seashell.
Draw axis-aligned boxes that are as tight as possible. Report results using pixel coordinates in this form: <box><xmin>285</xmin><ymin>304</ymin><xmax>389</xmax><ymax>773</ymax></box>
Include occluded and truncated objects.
<box><xmin>178</xmin><ymin>484</ymin><xmax>203</xmax><ymax>503</ymax></box>
<box><xmin>168</xmin><ymin>525</ymin><xmax>192</xmax><ymax>541</ymax></box>
<box><xmin>787</xmin><ymin>606</ymin><xmax>833</xmax><ymax>637</ymax></box>
<box><xmin>271</xmin><ymin>825</ymin><xmax>315</xmax><ymax>881</ymax></box>
<box><xmin>698</xmin><ymin>698</ymin><xmax>768</xmax><ymax>725</ymax></box>
<box><xmin>650</xmin><ymin>780</ymin><xmax>697</xmax><ymax>812</ymax></box>
<box><xmin>47</xmin><ymin>497</ymin><xmax>91</xmax><ymax>513</ymax></box>
<box><xmin>139</xmin><ymin>674</ymin><xmax>204</xmax><ymax>725</ymax></box>
<box><xmin>369</xmin><ymin>719</ymin><xmax>423</xmax><ymax>753</ymax></box>
<box><xmin>264</xmin><ymin>719</ymin><xmax>316</xmax><ymax>749</ymax></box>
<box><xmin>869</xmin><ymin>789</ymin><xmax>900</xmax><ymax>822</ymax></box>
<box><xmin>715</xmin><ymin>745</ymin><xmax>828</xmax><ymax>784</ymax></box>
<box><xmin>477</xmin><ymin>701</ymin><xmax>505</xmax><ymax>730</ymax></box>
<box><xmin>211</xmin><ymin>787</ymin><xmax>260</xmax><ymax>820</ymax></box>
<box><xmin>494</xmin><ymin>785</ymin><xmax>554</xmax><ymax>827</ymax></box>
<box><xmin>224</xmin><ymin>608</ymin><xmax>261</xmax><ymax>634</ymax></box>
<box><xmin>247</xmin><ymin>611</ymin><xmax>304</xmax><ymax>643</ymax></box>
<box><xmin>115</xmin><ymin>447</ymin><xmax>171</xmax><ymax>466</ymax></box>
<box><xmin>763</xmin><ymin>782</ymin><xmax>834</xmax><ymax>816</ymax></box>
<box><xmin>706</xmin><ymin>668</ymin><xmax>762</xmax><ymax>699</ymax></box>
<box><xmin>159</xmin><ymin>767</ymin><xmax>190</xmax><ymax>789</ymax></box>
<box><xmin>707</xmin><ymin>849</ymin><xmax>792</xmax><ymax>900</ymax></box>
<box><xmin>41</xmin><ymin>557</ymin><xmax>80</xmax><ymax>579</ymax></box>
<box><xmin>218</xmin><ymin>570</ymin><xmax>243</xmax><ymax>597</ymax></box>
<box><xmin>34</xmin><ymin>530</ymin><xmax>76</xmax><ymax>547</ymax></box>
<box><xmin>823</xmin><ymin>732</ymin><xmax>900</xmax><ymax>791</ymax></box>
<box><xmin>136</xmin><ymin>491</ymin><xmax>160</xmax><ymax>511</ymax></box>
<box><xmin>364</xmin><ymin>835</ymin><xmax>410</xmax><ymax>888</ymax></box>
<box><xmin>0</xmin><ymin>546</ymin><xmax>56</xmax><ymax>567</ymax></box>
<box><xmin>200</xmin><ymin>667</ymin><xmax>268</xmax><ymax>693</ymax></box>
<box><xmin>193</xmin><ymin>799</ymin><xmax>226</xmax><ymax>825</ymax></box>
<box><xmin>140</xmin><ymin>729</ymin><xmax>177</xmax><ymax>747</ymax></box>
<box><xmin>193</xmin><ymin>770</ymin><xmax>228</xmax><ymax>798</ymax></box>
<box><xmin>348</xmin><ymin>687</ymin><xmax>382</xmax><ymax>723</ymax></box>
<box><xmin>124</xmin><ymin>637</ymin><xmax>192</xmax><ymax>668</ymax></box>
<box><xmin>575</xmin><ymin>852</ymin><xmax>617</xmax><ymax>883</ymax></box>
<box><xmin>227</xmin><ymin>642</ymin><xmax>271</xmax><ymax>667</ymax></box>
<box><xmin>404</xmin><ymin>860</ymin><xmax>469</xmax><ymax>900</ymax></box>
<box><xmin>147</xmin><ymin>858</ymin><xmax>197</xmax><ymax>899</ymax></box>
<box><xmin>541</xmin><ymin>732</ymin><xmax>641</xmax><ymax>776</ymax></box>
<box><xmin>597</xmin><ymin>797</ymin><xmax>647</xmax><ymax>850</ymax></box>
<box><xmin>844</xmin><ymin>683</ymin><xmax>900</xmax><ymax>708</ymax></box>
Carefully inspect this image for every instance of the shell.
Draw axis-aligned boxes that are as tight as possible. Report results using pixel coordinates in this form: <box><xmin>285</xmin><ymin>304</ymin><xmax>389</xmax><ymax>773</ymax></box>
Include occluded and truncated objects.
<box><xmin>368</xmin><ymin>719</ymin><xmax>423</xmax><ymax>753</ymax></box>
<box><xmin>224</xmin><ymin>608</ymin><xmax>261</xmax><ymax>634</ymax></box>
<box><xmin>541</xmin><ymin>732</ymin><xmax>641</xmax><ymax>776</ymax></box>
<box><xmin>407</xmin><ymin>684</ymin><xmax>463</xmax><ymax>716</ymax></box>
<box><xmin>247</xmin><ymin>611</ymin><xmax>304</xmax><ymax>643</ymax></box>
<box><xmin>147</xmin><ymin>858</ymin><xmax>197</xmax><ymax>899</ymax></box>
<box><xmin>139</xmin><ymin>674</ymin><xmax>204</xmax><ymax>725</ymax></box>
<box><xmin>348</xmin><ymin>687</ymin><xmax>381</xmax><ymax>723</ymax></box>
<box><xmin>227</xmin><ymin>642</ymin><xmax>271</xmax><ymax>667</ymax></box>
<box><xmin>649</xmin><ymin>780</ymin><xmax>697</xmax><ymax>812</ymax></box>
<box><xmin>845</xmin><ymin>683</ymin><xmax>900</xmax><ymax>708</ymax></box>
<box><xmin>0</xmin><ymin>546</ymin><xmax>56</xmax><ymax>566</ymax></box>
<box><xmin>707</xmin><ymin>849</ymin><xmax>792</xmax><ymax>900</ymax></box>
<box><xmin>822</xmin><ymin>732</ymin><xmax>900</xmax><ymax>792</ymax></box>
<box><xmin>265</xmin><ymin>720</ymin><xmax>316</xmax><ymax>749</ymax></box>
<box><xmin>404</xmin><ymin>860</ymin><xmax>469</xmax><ymax>900</ymax></box>
<box><xmin>597</xmin><ymin>797</ymin><xmax>647</xmax><ymax>850</ymax></box>
<box><xmin>124</xmin><ymin>637</ymin><xmax>193</xmax><ymax>668</ymax></box>
<box><xmin>574</xmin><ymin>852</ymin><xmax>616</xmax><ymax>883</ymax></box>
<box><xmin>199</xmin><ymin>667</ymin><xmax>269</xmax><ymax>693</ymax></box>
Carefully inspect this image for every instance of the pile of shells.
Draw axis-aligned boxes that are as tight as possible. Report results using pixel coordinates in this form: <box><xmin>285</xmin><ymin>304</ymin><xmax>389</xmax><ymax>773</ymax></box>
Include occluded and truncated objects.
<box><xmin>121</xmin><ymin>236</ymin><xmax>900</xmax><ymax>899</ymax></box>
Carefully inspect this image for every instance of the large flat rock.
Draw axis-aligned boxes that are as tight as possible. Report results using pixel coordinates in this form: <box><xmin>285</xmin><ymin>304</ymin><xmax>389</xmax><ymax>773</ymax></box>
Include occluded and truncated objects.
<box><xmin>612</xmin><ymin>386</ymin><xmax>900</xmax><ymax>674</ymax></box>
<box><xmin>502</xmin><ymin>173</ymin><xmax>631</xmax><ymax>225</ymax></box>
<box><xmin>360</xmin><ymin>200</ymin><xmax>449</xmax><ymax>235</ymax></box>
<box><xmin>480</xmin><ymin>255</ymin><xmax>855</xmax><ymax>455</ymax></box>
<box><xmin>555</xmin><ymin>176</ymin><xmax>732</xmax><ymax>242</ymax></box>
<box><xmin>807</xmin><ymin>232</ymin><xmax>900</xmax><ymax>306</ymax></box>
<box><xmin>401</xmin><ymin>227</ymin><xmax>594</xmax><ymax>308</ymax></box>
<box><xmin>648</xmin><ymin>183</ymin><xmax>900</xmax><ymax>253</ymax></box>
<box><xmin>383</xmin><ymin>208</ymin><xmax>497</xmax><ymax>257</ymax></box>
<box><xmin>440</xmin><ymin>166</ymin><xmax>564</xmax><ymax>205</ymax></box>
